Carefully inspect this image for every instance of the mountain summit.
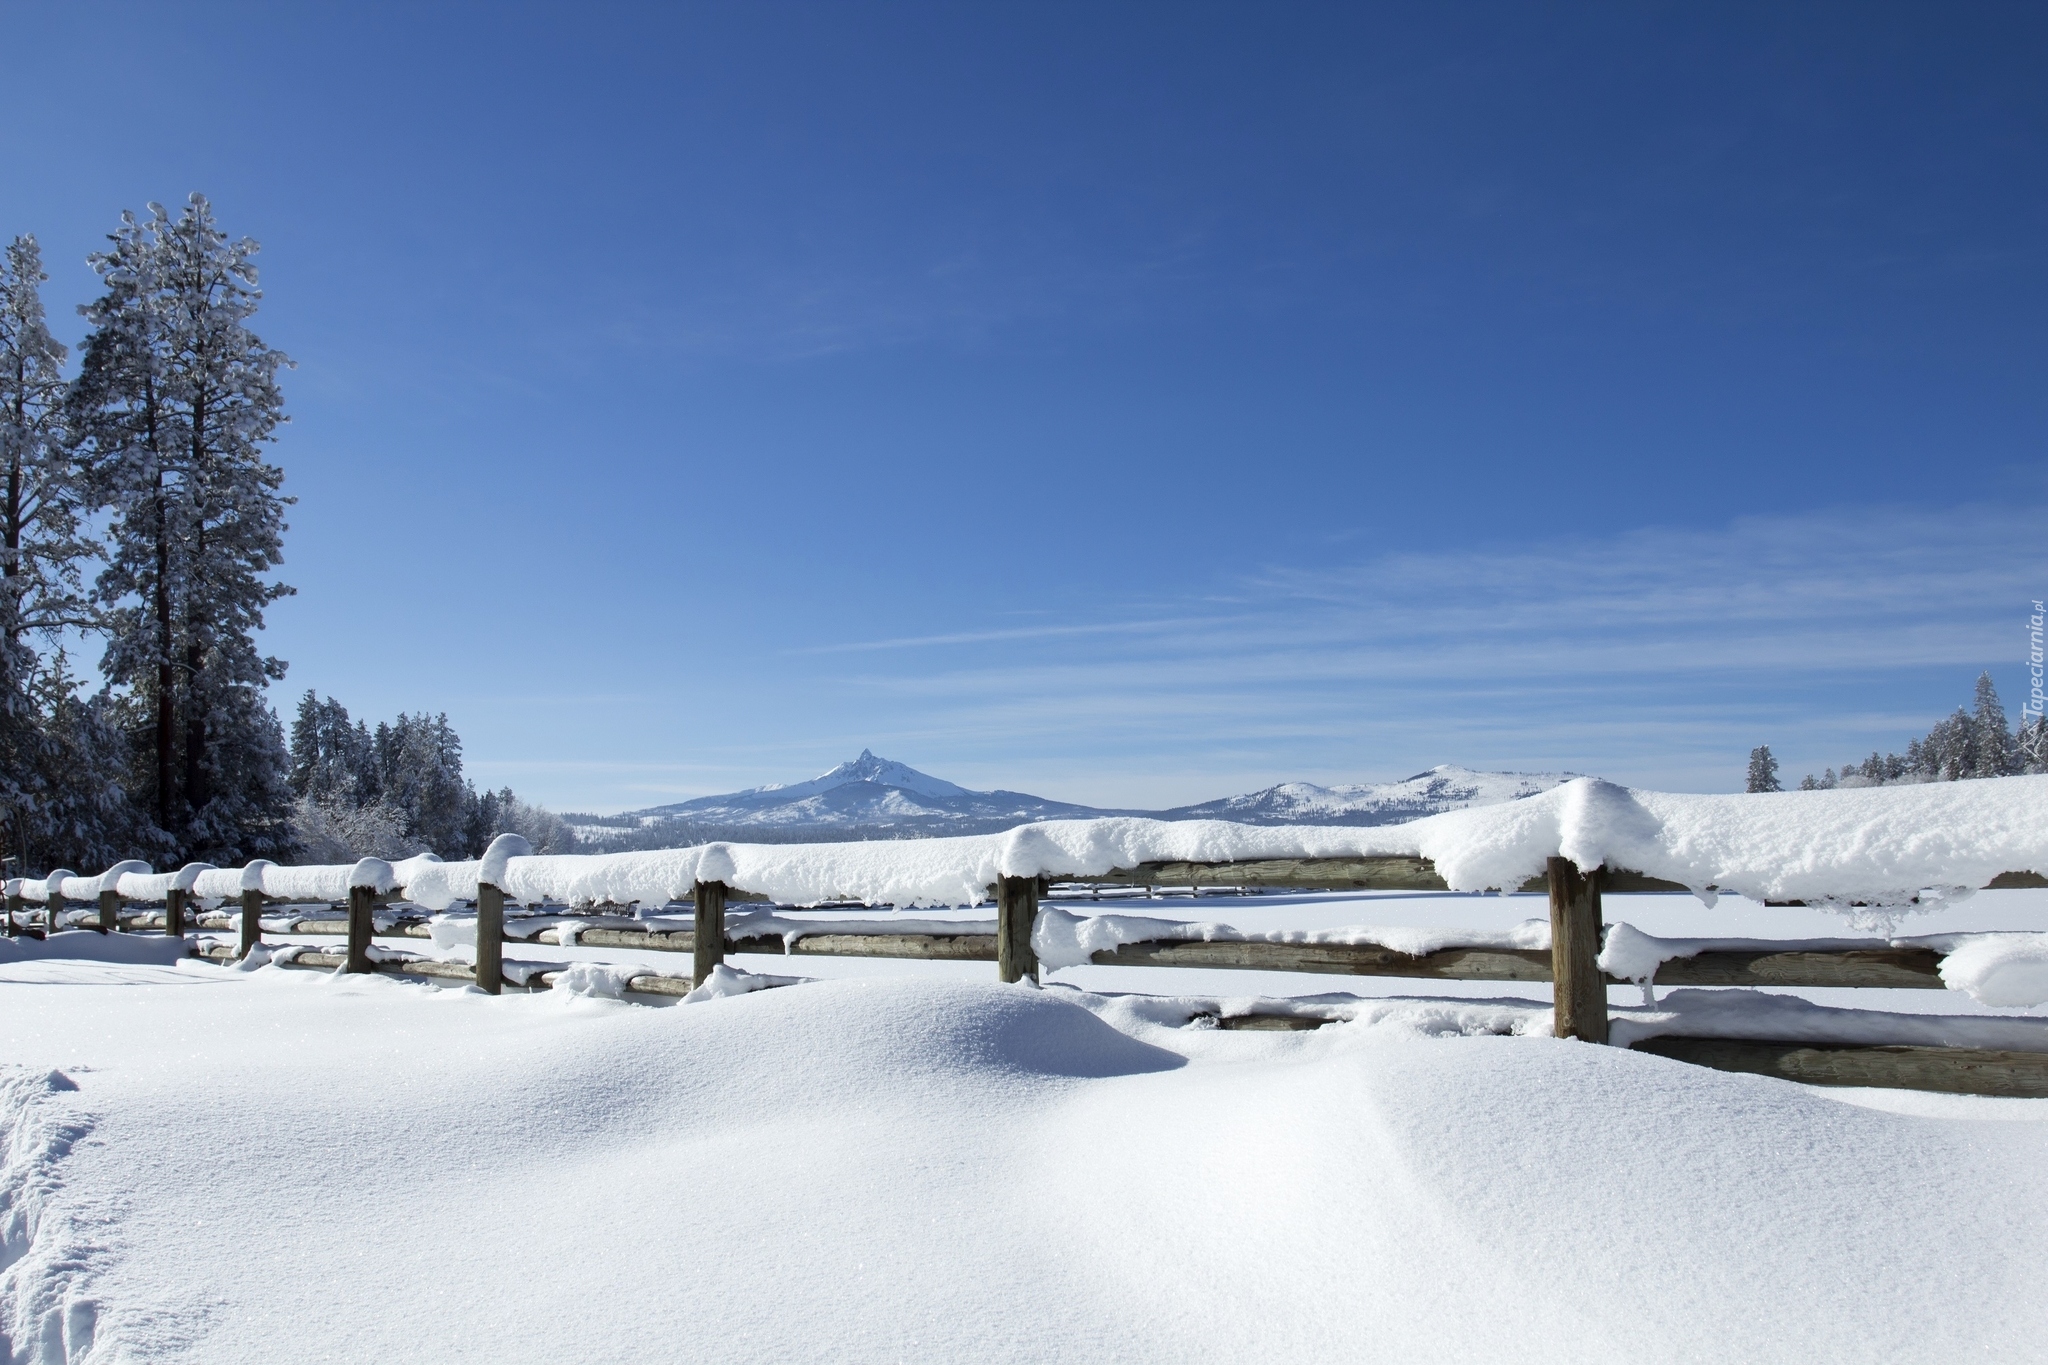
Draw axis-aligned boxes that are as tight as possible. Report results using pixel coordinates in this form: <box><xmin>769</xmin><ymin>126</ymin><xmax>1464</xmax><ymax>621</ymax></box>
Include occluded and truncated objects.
<box><xmin>630</xmin><ymin>750</ymin><xmax>1110</xmax><ymax>831</ymax></box>
<box><xmin>572</xmin><ymin>754</ymin><xmax>1576</xmax><ymax>849</ymax></box>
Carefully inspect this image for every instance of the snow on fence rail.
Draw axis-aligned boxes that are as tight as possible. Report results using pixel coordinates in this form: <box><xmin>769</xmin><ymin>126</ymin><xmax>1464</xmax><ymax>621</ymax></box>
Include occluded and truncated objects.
<box><xmin>7</xmin><ymin>777</ymin><xmax>2048</xmax><ymax>1095</ymax></box>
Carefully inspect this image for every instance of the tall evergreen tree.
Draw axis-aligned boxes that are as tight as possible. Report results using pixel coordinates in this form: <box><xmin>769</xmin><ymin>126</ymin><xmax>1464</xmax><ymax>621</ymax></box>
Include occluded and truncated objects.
<box><xmin>374</xmin><ymin>713</ymin><xmax>469</xmax><ymax>854</ymax></box>
<box><xmin>0</xmin><ymin>235</ymin><xmax>93</xmax><ymax>639</ymax></box>
<box><xmin>70</xmin><ymin>195</ymin><xmax>297</xmax><ymax>861</ymax></box>
<box><xmin>0</xmin><ymin>236</ymin><xmax>140</xmax><ymax>872</ymax></box>
<box><xmin>2019</xmin><ymin>715</ymin><xmax>2048</xmax><ymax>774</ymax></box>
<box><xmin>1745</xmin><ymin>744</ymin><xmax>1781</xmax><ymax>793</ymax></box>
<box><xmin>1968</xmin><ymin>672</ymin><xmax>2015</xmax><ymax>778</ymax></box>
<box><xmin>288</xmin><ymin>691</ymin><xmax>374</xmax><ymax>805</ymax></box>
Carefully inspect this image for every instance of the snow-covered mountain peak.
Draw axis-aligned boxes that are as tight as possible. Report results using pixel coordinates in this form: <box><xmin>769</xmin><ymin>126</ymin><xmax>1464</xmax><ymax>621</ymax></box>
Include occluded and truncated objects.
<box><xmin>585</xmin><ymin>756</ymin><xmax>1577</xmax><ymax>847</ymax></box>
<box><xmin>756</xmin><ymin>750</ymin><xmax>975</xmax><ymax>802</ymax></box>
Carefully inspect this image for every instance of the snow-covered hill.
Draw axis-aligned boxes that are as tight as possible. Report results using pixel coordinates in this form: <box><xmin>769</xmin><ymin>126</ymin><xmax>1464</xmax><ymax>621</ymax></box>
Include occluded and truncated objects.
<box><xmin>1161</xmin><ymin>765</ymin><xmax>1577</xmax><ymax>826</ymax></box>
<box><xmin>2</xmin><ymin>952</ymin><xmax>2043</xmax><ymax>1362</ymax></box>
<box><xmin>570</xmin><ymin>754</ymin><xmax>1572</xmax><ymax>848</ymax></box>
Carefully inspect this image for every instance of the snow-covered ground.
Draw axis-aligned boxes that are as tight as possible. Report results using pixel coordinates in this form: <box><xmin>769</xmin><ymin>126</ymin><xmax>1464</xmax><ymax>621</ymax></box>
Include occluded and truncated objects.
<box><xmin>3</xmin><ymin>884</ymin><xmax>2046</xmax><ymax>1362</ymax></box>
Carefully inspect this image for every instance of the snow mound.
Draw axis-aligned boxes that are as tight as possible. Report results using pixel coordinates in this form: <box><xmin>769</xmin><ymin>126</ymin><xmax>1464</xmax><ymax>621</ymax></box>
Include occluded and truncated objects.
<box><xmin>1937</xmin><ymin>934</ymin><xmax>2048</xmax><ymax>1009</ymax></box>
<box><xmin>0</xmin><ymin>931</ymin><xmax>192</xmax><ymax>968</ymax></box>
<box><xmin>1</xmin><ymin>968</ymin><xmax>2046</xmax><ymax>1360</ymax></box>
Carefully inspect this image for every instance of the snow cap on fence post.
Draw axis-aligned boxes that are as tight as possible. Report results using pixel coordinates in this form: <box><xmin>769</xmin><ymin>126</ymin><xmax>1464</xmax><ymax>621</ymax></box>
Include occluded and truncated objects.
<box><xmin>94</xmin><ymin>861</ymin><xmax>149</xmax><ymax>935</ymax></box>
<box><xmin>479</xmin><ymin>834</ymin><xmax>532</xmax><ymax>892</ymax></box>
<box><xmin>347</xmin><ymin>858</ymin><xmax>396</xmax><ymax>892</ymax></box>
<box><xmin>40</xmin><ymin>870</ymin><xmax>76</xmax><ymax>933</ymax></box>
<box><xmin>237</xmin><ymin>860</ymin><xmax>276</xmax><ymax>959</ymax></box>
<box><xmin>96</xmin><ymin>861</ymin><xmax>149</xmax><ymax>898</ymax></box>
<box><xmin>344</xmin><ymin>859</ymin><xmax>392</xmax><ymax>974</ymax></box>
<box><xmin>474</xmin><ymin>835</ymin><xmax>530</xmax><ymax>996</ymax></box>
<box><xmin>995</xmin><ymin>824</ymin><xmax>1066</xmax><ymax>883</ymax></box>
<box><xmin>165</xmin><ymin>862</ymin><xmax>213</xmax><ymax>939</ymax></box>
<box><xmin>694</xmin><ymin>842</ymin><xmax>737</xmax><ymax>888</ymax></box>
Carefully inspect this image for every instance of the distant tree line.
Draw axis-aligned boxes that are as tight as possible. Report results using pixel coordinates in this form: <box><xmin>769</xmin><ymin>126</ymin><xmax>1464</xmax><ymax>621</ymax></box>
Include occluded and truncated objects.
<box><xmin>287</xmin><ymin>693</ymin><xmax>575</xmax><ymax>861</ymax></box>
<box><xmin>1747</xmin><ymin>673</ymin><xmax>2046</xmax><ymax>794</ymax></box>
<box><xmin>0</xmin><ymin>198</ymin><xmax>563</xmax><ymax>875</ymax></box>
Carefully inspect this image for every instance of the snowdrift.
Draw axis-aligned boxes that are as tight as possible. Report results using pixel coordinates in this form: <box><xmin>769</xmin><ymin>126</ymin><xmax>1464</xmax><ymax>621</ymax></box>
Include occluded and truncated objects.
<box><xmin>0</xmin><ymin>965</ymin><xmax>2043</xmax><ymax>1362</ymax></box>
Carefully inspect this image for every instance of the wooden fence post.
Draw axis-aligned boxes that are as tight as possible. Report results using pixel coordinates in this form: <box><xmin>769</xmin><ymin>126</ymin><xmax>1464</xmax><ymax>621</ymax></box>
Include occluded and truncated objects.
<box><xmin>347</xmin><ymin>885</ymin><xmax>375</xmax><ymax>973</ymax></box>
<box><xmin>45</xmin><ymin>884</ymin><xmax>65</xmax><ymax>937</ymax></box>
<box><xmin>165</xmin><ymin>887</ymin><xmax>186</xmax><ymax>939</ymax></box>
<box><xmin>1547</xmin><ymin>856</ymin><xmax>1607</xmax><ymax>1043</ymax></box>
<box><xmin>473</xmin><ymin>834</ymin><xmax>532</xmax><ymax>994</ymax></box>
<box><xmin>475</xmin><ymin>881</ymin><xmax>504</xmax><ymax>995</ymax></box>
<box><xmin>3</xmin><ymin>891</ymin><xmax>18</xmax><ymax>938</ymax></box>
<box><xmin>239</xmin><ymin>889</ymin><xmax>263</xmax><ymax>958</ymax></box>
<box><xmin>692</xmin><ymin>880</ymin><xmax>728</xmax><ymax>985</ymax></box>
<box><xmin>997</xmin><ymin>875</ymin><xmax>1040</xmax><ymax>984</ymax></box>
<box><xmin>92</xmin><ymin>862</ymin><xmax>147</xmax><ymax>936</ymax></box>
<box><xmin>234</xmin><ymin>860</ymin><xmax>274</xmax><ymax>960</ymax></box>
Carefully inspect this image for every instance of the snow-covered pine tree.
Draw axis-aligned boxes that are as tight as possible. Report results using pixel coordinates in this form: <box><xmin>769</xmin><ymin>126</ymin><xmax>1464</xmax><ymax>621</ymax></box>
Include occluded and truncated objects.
<box><xmin>288</xmin><ymin>691</ymin><xmax>375</xmax><ymax>805</ymax></box>
<box><xmin>1922</xmin><ymin>709</ymin><xmax>1975</xmax><ymax>781</ymax></box>
<box><xmin>373</xmin><ymin>713</ymin><xmax>469</xmax><ymax>856</ymax></box>
<box><xmin>1968</xmin><ymin>672</ymin><xmax>2015</xmax><ymax>778</ymax></box>
<box><xmin>71</xmin><ymin>195</ymin><xmax>297</xmax><ymax>862</ymax></box>
<box><xmin>15</xmin><ymin>650</ymin><xmax>161</xmax><ymax>872</ymax></box>
<box><xmin>2019</xmin><ymin>715</ymin><xmax>2048</xmax><ymax>774</ymax></box>
<box><xmin>0</xmin><ymin>235</ymin><xmax>94</xmax><ymax>639</ymax></box>
<box><xmin>1745</xmin><ymin>745</ymin><xmax>1781</xmax><ymax>793</ymax></box>
<box><xmin>473</xmin><ymin>785</ymin><xmax>577</xmax><ymax>856</ymax></box>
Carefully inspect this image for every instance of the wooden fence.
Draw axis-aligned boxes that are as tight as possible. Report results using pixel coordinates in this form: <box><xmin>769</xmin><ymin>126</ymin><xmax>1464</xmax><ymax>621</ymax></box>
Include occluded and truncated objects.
<box><xmin>8</xmin><ymin>855</ymin><xmax>2048</xmax><ymax>1097</ymax></box>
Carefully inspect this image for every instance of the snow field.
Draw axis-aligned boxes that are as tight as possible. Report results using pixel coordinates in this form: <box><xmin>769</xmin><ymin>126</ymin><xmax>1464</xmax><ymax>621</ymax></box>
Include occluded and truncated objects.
<box><xmin>1</xmin><ymin>958</ymin><xmax>2046</xmax><ymax>1363</ymax></box>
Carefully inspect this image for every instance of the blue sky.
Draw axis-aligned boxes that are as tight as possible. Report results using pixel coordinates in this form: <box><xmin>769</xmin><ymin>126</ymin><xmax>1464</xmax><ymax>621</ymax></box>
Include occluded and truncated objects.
<box><xmin>5</xmin><ymin>2</ymin><xmax>2044</xmax><ymax>810</ymax></box>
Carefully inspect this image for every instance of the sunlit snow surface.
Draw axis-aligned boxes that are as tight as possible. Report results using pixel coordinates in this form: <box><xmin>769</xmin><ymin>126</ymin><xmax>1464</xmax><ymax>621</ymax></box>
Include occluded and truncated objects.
<box><xmin>2</xmin><ymin>886</ymin><xmax>2047</xmax><ymax>1361</ymax></box>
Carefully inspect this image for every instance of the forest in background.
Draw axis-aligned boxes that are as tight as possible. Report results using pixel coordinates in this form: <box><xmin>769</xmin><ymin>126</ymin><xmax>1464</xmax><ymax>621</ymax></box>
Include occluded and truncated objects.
<box><xmin>0</xmin><ymin>197</ymin><xmax>565</xmax><ymax>876</ymax></box>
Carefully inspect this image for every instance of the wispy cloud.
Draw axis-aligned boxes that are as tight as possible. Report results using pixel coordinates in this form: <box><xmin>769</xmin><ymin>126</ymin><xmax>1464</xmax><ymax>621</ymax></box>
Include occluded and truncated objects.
<box><xmin>781</xmin><ymin>501</ymin><xmax>2045</xmax><ymax>802</ymax></box>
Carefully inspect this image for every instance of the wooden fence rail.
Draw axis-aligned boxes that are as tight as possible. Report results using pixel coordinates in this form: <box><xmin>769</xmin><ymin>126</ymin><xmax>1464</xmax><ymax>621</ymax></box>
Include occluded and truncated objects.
<box><xmin>10</xmin><ymin>856</ymin><xmax>2048</xmax><ymax>1098</ymax></box>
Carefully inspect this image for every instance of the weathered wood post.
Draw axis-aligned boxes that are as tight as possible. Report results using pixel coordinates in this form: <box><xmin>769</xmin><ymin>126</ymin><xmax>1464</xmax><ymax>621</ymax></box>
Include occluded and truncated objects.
<box><xmin>1547</xmin><ymin>856</ymin><xmax>1607</xmax><ymax>1043</ymax></box>
<box><xmin>997</xmin><ymin>874</ymin><xmax>1040</xmax><ymax>984</ymax></box>
<box><xmin>347</xmin><ymin>884</ymin><xmax>375</xmax><ymax>973</ymax></box>
<box><xmin>93</xmin><ymin>862</ymin><xmax>147</xmax><ymax>936</ymax></box>
<box><xmin>236</xmin><ymin>861</ymin><xmax>274</xmax><ymax>960</ymax></box>
<box><xmin>159</xmin><ymin>862</ymin><xmax>214</xmax><ymax>941</ymax></box>
<box><xmin>240</xmin><ymin>889</ymin><xmax>264</xmax><ymax>957</ymax></box>
<box><xmin>692</xmin><ymin>880</ymin><xmax>728</xmax><ymax>986</ymax></box>
<box><xmin>44</xmin><ymin>871</ymin><xmax>73</xmax><ymax>936</ymax></box>
<box><xmin>475</xmin><ymin>834</ymin><xmax>531</xmax><ymax>995</ymax></box>
<box><xmin>3</xmin><ymin>886</ymin><xmax>19</xmax><ymax>938</ymax></box>
<box><xmin>475</xmin><ymin>882</ymin><xmax>505</xmax><ymax>994</ymax></box>
<box><xmin>344</xmin><ymin>856</ymin><xmax>393</xmax><ymax>974</ymax></box>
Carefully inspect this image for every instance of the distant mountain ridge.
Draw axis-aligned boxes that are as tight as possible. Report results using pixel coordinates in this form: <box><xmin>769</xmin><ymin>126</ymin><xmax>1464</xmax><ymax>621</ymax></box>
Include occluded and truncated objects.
<box><xmin>631</xmin><ymin>750</ymin><xmax>1110</xmax><ymax>829</ymax></box>
<box><xmin>565</xmin><ymin>751</ymin><xmax>1576</xmax><ymax>850</ymax></box>
<box><xmin>1160</xmin><ymin>767</ymin><xmax>1573</xmax><ymax>826</ymax></box>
